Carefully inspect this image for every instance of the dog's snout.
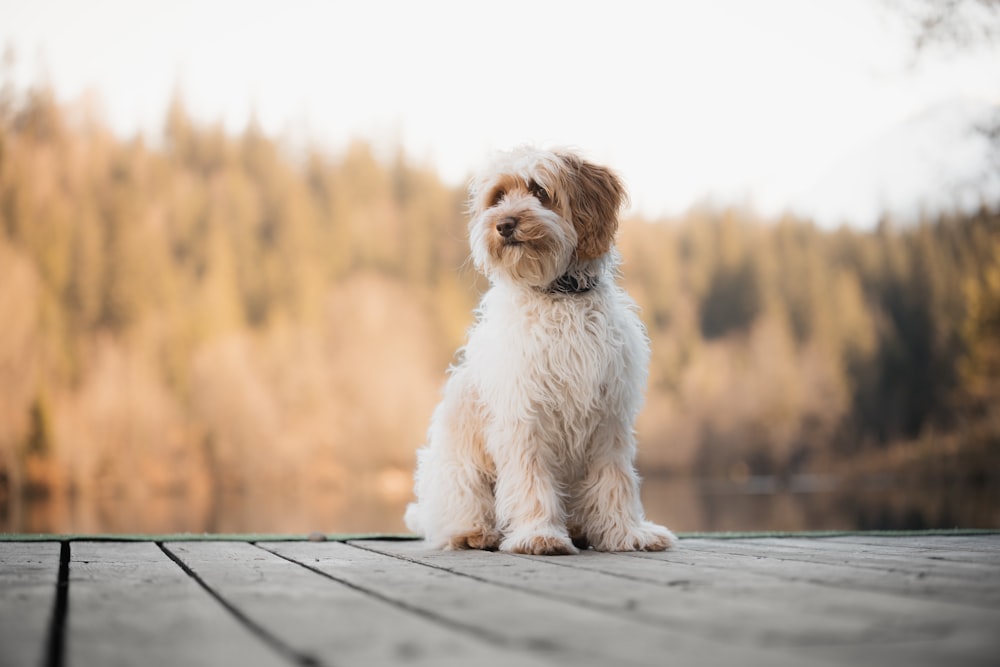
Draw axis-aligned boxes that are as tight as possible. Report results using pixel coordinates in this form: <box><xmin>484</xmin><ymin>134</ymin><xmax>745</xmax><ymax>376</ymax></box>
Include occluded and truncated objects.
<box><xmin>497</xmin><ymin>217</ymin><xmax>518</xmax><ymax>238</ymax></box>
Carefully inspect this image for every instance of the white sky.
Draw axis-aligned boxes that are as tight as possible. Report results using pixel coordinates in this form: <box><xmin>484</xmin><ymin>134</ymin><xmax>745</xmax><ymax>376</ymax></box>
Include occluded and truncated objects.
<box><xmin>2</xmin><ymin>0</ymin><xmax>999</xmax><ymax>226</ymax></box>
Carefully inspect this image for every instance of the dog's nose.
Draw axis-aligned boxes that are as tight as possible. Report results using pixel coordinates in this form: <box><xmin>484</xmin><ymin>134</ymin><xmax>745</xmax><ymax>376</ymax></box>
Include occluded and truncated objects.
<box><xmin>497</xmin><ymin>217</ymin><xmax>518</xmax><ymax>238</ymax></box>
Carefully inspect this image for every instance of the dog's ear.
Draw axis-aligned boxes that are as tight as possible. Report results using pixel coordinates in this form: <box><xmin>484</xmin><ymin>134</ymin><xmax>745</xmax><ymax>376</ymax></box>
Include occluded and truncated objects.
<box><xmin>558</xmin><ymin>153</ymin><xmax>627</xmax><ymax>261</ymax></box>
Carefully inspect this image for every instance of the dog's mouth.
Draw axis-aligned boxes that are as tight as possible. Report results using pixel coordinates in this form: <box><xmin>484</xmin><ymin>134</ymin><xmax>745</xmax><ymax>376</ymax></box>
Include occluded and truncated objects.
<box><xmin>490</xmin><ymin>233</ymin><xmax>534</xmax><ymax>262</ymax></box>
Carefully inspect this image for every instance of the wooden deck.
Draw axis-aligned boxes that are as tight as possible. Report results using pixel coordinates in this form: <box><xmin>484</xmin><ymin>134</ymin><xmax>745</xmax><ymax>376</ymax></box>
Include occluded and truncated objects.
<box><xmin>2</xmin><ymin>533</ymin><xmax>998</xmax><ymax>666</ymax></box>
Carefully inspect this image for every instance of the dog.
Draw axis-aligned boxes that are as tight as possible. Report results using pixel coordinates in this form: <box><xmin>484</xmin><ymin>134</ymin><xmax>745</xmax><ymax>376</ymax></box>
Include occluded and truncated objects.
<box><xmin>404</xmin><ymin>147</ymin><xmax>675</xmax><ymax>555</ymax></box>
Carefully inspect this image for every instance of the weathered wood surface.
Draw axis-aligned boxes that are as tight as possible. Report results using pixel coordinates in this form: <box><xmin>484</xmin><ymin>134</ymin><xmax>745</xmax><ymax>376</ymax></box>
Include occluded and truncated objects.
<box><xmin>67</xmin><ymin>542</ymin><xmax>287</xmax><ymax>667</ymax></box>
<box><xmin>0</xmin><ymin>542</ymin><xmax>60</xmax><ymax>667</ymax></box>
<box><xmin>1</xmin><ymin>535</ymin><xmax>998</xmax><ymax>667</ymax></box>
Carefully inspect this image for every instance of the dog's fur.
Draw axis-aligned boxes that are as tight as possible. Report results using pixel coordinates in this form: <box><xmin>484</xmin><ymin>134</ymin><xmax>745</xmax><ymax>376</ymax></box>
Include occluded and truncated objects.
<box><xmin>404</xmin><ymin>147</ymin><xmax>675</xmax><ymax>555</ymax></box>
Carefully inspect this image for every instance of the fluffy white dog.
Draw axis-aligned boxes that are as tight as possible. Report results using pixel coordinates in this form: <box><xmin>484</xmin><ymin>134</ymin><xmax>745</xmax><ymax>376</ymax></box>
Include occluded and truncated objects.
<box><xmin>405</xmin><ymin>147</ymin><xmax>675</xmax><ymax>555</ymax></box>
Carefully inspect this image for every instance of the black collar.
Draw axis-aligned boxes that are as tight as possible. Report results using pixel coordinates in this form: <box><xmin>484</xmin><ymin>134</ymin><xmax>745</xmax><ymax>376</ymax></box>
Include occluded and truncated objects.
<box><xmin>547</xmin><ymin>274</ymin><xmax>597</xmax><ymax>295</ymax></box>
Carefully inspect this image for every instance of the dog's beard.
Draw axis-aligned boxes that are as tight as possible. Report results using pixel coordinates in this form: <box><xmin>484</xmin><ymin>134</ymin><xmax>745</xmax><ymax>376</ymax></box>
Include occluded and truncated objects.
<box><xmin>471</xmin><ymin>206</ymin><xmax>575</xmax><ymax>288</ymax></box>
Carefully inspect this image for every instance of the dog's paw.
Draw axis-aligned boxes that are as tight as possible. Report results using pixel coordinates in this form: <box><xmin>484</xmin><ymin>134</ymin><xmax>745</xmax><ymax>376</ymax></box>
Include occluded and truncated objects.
<box><xmin>591</xmin><ymin>521</ymin><xmax>677</xmax><ymax>552</ymax></box>
<box><xmin>501</xmin><ymin>531</ymin><xmax>579</xmax><ymax>556</ymax></box>
<box><xmin>445</xmin><ymin>527</ymin><xmax>502</xmax><ymax>551</ymax></box>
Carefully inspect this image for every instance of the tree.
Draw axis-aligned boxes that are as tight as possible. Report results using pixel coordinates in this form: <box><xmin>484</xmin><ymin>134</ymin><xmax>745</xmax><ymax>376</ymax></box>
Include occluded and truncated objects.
<box><xmin>959</xmin><ymin>236</ymin><xmax>1000</xmax><ymax>415</ymax></box>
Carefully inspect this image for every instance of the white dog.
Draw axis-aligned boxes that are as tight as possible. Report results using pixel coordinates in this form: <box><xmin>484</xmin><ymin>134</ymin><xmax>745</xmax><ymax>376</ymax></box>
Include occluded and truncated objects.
<box><xmin>405</xmin><ymin>147</ymin><xmax>675</xmax><ymax>555</ymax></box>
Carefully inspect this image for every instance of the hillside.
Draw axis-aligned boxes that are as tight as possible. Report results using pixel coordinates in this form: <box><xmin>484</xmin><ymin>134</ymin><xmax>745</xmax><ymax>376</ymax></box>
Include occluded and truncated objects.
<box><xmin>1</xmin><ymin>85</ymin><xmax>998</xmax><ymax>530</ymax></box>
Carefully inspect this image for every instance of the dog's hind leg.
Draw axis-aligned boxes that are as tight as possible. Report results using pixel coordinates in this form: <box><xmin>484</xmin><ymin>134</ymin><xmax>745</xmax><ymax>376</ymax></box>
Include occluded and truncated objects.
<box><xmin>408</xmin><ymin>370</ymin><xmax>500</xmax><ymax>550</ymax></box>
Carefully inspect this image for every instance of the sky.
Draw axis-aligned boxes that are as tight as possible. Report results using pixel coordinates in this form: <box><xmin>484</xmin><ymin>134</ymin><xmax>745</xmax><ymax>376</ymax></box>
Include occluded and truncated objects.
<box><xmin>2</xmin><ymin>0</ymin><xmax>999</xmax><ymax>226</ymax></box>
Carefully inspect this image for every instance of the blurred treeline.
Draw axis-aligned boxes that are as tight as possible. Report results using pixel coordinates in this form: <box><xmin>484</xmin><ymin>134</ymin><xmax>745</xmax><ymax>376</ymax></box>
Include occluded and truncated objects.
<box><xmin>1</xmin><ymin>83</ymin><xmax>998</xmax><ymax>512</ymax></box>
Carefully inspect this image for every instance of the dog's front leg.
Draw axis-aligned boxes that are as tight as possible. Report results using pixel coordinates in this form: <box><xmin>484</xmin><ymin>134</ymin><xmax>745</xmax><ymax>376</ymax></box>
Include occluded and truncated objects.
<box><xmin>576</xmin><ymin>441</ymin><xmax>676</xmax><ymax>552</ymax></box>
<box><xmin>490</xmin><ymin>425</ymin><xmax>578</xmax><ymax>556</ymax></box>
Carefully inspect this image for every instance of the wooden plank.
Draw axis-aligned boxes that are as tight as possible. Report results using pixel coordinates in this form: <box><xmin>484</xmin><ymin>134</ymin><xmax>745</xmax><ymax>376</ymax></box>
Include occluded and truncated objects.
<box><xmin>67</xmin><ymin>542</ymin><xmax>289</xmax><ymax>667</ymax></box>
<box><xmin>820</xmin><ymin>536</ymin><xmax>1000</xmax><ymax>562</ymax></box>
<box><xmin>680</xmin><ymin>537</ymin><xmax>996</xmax><ymax>581</ymax></box>
<box><xmin>166</xmin><ymin>541</ymin><xmax>553</xmax><ymax>667</ymax></box>
<box><xmin>653</xmin><ymin>540</ymin><xmax>1000</xmax><ymax>606</ymax></box>
<box><xmin>360</xmin><ymin>539</ymin><xmax>1000</xmax><ymax>667</ymax></box>
<box><xmin>735</xmin><ymin>537</ymin><xmax>999</xmax><ymax>574</ymax></box>
<box><xmin>819</xmin><ymin>535</ymin><xmax>1000</xmax><ymax>549</ymax></box>
<box><xmin>666</xmin><ymin>539</ymin><xmax>1000</xmax><ymax>607</ymax></box>
<box><xmin>0</xmin><ymin>542</ymin><xmax>60</xmax><ymax>667</ymax></box>
<box><xmin>265</xmin><ymin>540</ymin><xmax>829</xmax><ymax>667</ymax></box>
<box><xmin>786</xmin><ymin>536</ymin><xmax>1000</xmax><ymax>565</ymax></box>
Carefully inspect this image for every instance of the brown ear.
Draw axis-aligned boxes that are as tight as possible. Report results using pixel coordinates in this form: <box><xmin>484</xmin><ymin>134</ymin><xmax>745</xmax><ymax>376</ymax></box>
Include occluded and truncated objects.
<box><xmin>559</xmin><ymin>153</ymin><xmax>627</xmax><ymax>261</ymax></box>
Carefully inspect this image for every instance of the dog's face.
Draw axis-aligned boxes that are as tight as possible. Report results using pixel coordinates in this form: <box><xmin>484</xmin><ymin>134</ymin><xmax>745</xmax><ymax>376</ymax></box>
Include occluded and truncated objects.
<box><xmin>468</xmin><ymin>148</ymin><xmax>627</xmax><ymax>288</ymax></box>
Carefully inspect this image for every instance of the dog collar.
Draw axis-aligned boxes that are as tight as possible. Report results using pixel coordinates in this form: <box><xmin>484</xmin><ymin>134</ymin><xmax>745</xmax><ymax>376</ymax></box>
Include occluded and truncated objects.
<box><xmin>547</xmin><ymin>274</ymin><xmax>598</xmax><ymax>294</ymax></box>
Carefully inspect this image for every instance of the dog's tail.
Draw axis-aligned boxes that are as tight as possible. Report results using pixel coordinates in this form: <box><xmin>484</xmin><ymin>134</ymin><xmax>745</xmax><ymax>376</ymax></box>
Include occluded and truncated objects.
<box><xmin>403</xmin><ymin>502</ymin><xmax>423</xmax><ymax>536</ymax></box>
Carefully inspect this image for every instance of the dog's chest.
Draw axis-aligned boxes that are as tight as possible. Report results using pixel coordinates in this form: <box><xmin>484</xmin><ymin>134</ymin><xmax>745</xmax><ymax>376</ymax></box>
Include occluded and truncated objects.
<box><xmin>470</xmin><ymin>289</ymin><xmax>629</xmax><ymax>415</ymax></box>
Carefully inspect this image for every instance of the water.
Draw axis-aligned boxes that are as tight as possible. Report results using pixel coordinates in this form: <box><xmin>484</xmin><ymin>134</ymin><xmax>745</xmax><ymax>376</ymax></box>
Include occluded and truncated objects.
<box><xmin>641</xmin><ymin>475</ymin><xmax>999</xmax><ymax>533</ymax></box>
<box><xmin>4</xmin><ymin>473</ymin><xmax>996</xmax><ymax>535</ymax></box>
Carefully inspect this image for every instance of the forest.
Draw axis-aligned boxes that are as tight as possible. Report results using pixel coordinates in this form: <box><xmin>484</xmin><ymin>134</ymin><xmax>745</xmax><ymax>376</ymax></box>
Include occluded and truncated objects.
<box><xmin>1</xmin><ymin>82</ymin><xmax>998</xmax><ymax>532</ymax></box>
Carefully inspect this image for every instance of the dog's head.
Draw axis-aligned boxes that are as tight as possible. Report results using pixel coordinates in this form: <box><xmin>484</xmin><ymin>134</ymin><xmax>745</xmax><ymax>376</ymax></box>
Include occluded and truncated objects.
<box><xmin>468</xmin><ymin>147</ymin><xmax>627</xmax><ymax>289</ymax></box>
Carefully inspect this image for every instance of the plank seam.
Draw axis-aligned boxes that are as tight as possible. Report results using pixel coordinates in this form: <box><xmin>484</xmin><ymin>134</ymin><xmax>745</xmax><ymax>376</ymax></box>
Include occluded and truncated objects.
<box><xmin>661</xmin><ymin>542</ymin><xmax>979</xmax><ymax>578</ymax></box>
<box><xmin>254</xmin><ymin>542</ymin><xmax>531</xmax><ymax>652</ymax></box>
<box><xmin>346</xmin><ymin>541</ymin><xmax>686</xmax><ymax>624</ymax></box>
<box><xmin>509</xmin><ymin>551</ymin><xmax>694</xmax><ymax>588</ymax></box>
<box><xmin>345</xmin><ymin>540</ymin><xmax>558</xmax><ymax>591</ymax></box>
<box><xmin>622</xmin><ymin>548</ymin><xmax>1000</xmax><ymax>610</ymax></box>
<box><xmin>43</xmin><ymin>541</ymin><xmax>69</xmax><ymax>667</ymax></box>
<box><xmin>157</xmin><ymin>543</ymin><xmax>322</xmax><ymax>667</ymax></box>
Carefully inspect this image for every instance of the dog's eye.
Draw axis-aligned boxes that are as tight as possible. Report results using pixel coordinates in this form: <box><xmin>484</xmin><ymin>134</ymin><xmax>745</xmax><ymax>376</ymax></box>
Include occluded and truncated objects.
<box><xmin>530</xmin><ymin>182</ymin><xmax>550</xmax><ymax>204</ymax></box>
<box><xmin>490</xmin><ymin>189</ymin><xmax>506</xmax><ymax>207</ymax></box>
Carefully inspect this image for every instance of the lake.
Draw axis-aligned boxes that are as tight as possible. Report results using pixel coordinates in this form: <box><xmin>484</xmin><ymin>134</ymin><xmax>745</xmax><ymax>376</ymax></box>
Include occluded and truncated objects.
<box><xmin>4</xmin><ymin>471</ymin><xmax>997</xmax><ymax>535</ymax></box>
